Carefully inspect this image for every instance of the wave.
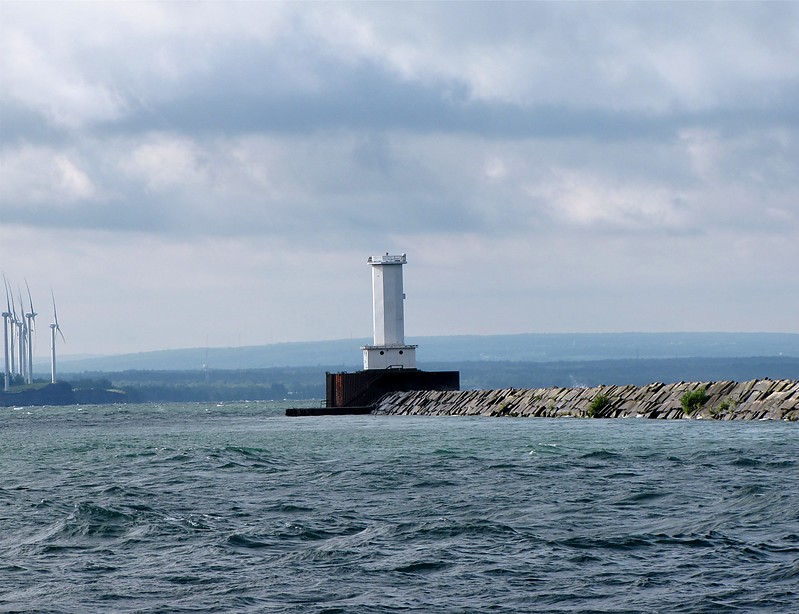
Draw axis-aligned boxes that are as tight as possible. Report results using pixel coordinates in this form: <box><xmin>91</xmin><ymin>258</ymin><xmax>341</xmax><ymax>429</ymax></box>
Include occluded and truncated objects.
<box><xmin>579</xmin><ymin>449</ymin><xmax>622</xmax><ymax>460</ymax></box>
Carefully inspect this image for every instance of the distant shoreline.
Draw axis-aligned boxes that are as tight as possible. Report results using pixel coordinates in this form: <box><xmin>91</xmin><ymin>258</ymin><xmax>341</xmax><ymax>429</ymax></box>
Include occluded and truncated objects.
<box><xmin>374</xmin><ymin>379</ymin><xmax>799</xmax><ymax>421</ymax></box>
<box><xmin>0</xmin><ymin>382</ymin><xmax>127</xmax><ymax>407</ymax></box>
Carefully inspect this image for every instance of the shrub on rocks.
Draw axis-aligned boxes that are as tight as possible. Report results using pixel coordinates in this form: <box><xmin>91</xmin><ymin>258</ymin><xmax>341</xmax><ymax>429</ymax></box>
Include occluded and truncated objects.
<box><xmin>587</xmin><ymin>393</ymin><xmax>611</xmax><ymax>418</ymax></box>
<box><xmin>681</xmin><ymin>386</ymin><xmax>709</xmax><ymax>415</ymax></box>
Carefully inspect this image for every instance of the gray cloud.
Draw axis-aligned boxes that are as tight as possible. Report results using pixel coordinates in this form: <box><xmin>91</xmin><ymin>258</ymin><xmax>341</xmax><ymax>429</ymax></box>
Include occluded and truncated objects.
<box><xmin>7</xmin><ymin>3</ymin><xmax>799</xmax><ymax>141</ymax></box>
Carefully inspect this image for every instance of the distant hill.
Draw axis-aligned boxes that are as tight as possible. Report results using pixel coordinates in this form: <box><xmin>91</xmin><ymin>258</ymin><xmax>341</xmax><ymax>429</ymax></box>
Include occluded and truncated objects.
<box><xmin>51</xmin><ymin>332</ymin><xmax>799</xmax><ymax>374</ymax></box>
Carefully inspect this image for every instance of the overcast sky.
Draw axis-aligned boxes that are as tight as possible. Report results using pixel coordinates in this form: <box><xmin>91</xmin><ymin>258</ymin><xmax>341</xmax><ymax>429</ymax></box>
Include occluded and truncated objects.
<box><xmin>2</xmin><ymin>1</ymin><xmax>799</xmax><ymax>359</ymax></box>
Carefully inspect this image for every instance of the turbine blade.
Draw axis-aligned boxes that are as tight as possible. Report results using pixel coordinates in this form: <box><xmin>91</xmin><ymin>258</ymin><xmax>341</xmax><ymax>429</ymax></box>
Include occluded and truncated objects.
<box><xmin>51</xmin><ymin>288</ymin><xmax>59</xmax><ymax>327</ymax></box>
<box><xmin>51</xmin><ymin>289</ymin><xmax>64</xmax><ymax>342</ymax></box>
<box><xmin>18</xmin><ymin>290</ymin><xmax>26</xmax><ymax>331</ymax></box>
<box><xmin>25</xmin><ymin>279</ymin><xmax>35</xmax><ymax>316</ymax></box>
<box><xmin>3</xmin><ymin>274</ymin><xmax>11</xmax><ymax>314</ymax></box>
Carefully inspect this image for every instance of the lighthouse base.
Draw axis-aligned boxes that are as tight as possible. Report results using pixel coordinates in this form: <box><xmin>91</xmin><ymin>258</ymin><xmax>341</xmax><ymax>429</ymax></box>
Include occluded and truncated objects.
<box><xmin>325</xmin><ymin>368</ymin><xmax>460</xmax><ymax>410</ymax></box>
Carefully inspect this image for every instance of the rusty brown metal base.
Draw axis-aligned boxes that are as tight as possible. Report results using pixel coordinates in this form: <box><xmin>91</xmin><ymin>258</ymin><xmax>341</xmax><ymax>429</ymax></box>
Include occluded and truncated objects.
<box><xmin>325</xmin><ymin>369</ymin><xmax>460</xmax><ymax>408</ymax></box>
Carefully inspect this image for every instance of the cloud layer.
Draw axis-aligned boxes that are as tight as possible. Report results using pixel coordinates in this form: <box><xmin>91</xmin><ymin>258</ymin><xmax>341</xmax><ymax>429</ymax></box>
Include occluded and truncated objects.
<box><xmin>2</xmin><ymin>2</ymin><xmax>798</xmax><ymax>356</ymax></box>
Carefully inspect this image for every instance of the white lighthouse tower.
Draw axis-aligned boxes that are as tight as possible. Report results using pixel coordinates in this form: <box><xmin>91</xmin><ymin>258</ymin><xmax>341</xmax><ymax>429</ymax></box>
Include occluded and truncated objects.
<box><xmin>362</xmin><ymin>253</ymin><xmax>417</xmax><ymax>370</ymax></box>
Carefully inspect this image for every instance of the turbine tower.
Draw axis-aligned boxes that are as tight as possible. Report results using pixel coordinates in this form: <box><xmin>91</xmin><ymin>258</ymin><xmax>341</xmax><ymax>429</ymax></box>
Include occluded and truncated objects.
<box><xmin>16</xmin><ymin>290</ymin><xmax>26</xmax><ymax>381</ymax></box>
<box><xmin>9</xmin><ymin>292</ymin><xmax>17</xmax><ymax>379</ymax></box>
<box><xmin>1</xmin><ymin>309</ymin><xmax>9</xmax><ymax>393</ymax></box>
<box><xmin>2</xmin><ymin>277</ymin><xmax>12</xmax><ymax>392</ymax></box>
<box><xmin>25</xmin><ymin>282</ymin><xmax>36</xmax><ymax>385</ymax></box>
<box><xmin>50</xmin><ymin>291</ymin><xmax>65</xmax><ymax>384</ymax></box>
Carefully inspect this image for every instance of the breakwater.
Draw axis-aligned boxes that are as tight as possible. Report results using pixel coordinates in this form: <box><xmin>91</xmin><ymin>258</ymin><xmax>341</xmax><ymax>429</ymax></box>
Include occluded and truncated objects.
<box><xmin>374</xmin><ymin>379</ymin><xmax>799</xmax><ymax>420</ymax></box>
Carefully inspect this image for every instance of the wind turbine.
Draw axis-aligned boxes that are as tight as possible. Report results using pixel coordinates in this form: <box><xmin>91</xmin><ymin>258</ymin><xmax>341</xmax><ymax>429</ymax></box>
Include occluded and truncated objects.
<box><xmin>25</xmin><ymin>281</ymin><xmax>36</xmax><ymax>385</ymax></box>
<box><xmin>1</xmin><ymin>277</ymin><xmax>10</xmax><ymax>392</ymax></box>
<box><xmin>50</xmin><ymin>290</ymin><xmax>65</xmax><ymax>384</ymax></box>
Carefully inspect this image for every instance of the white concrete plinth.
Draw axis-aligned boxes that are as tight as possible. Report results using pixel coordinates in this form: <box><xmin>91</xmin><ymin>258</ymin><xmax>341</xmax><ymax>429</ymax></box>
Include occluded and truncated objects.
<box><xmin>362</xmin><ymin>345</ymin><xmax>417</xmax><ymax>370</ymax></box>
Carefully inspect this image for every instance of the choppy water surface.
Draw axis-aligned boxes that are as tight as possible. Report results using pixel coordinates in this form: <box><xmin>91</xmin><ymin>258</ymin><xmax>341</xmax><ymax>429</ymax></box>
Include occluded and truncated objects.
<box><xmin>1</xmin><ymin>402</ymin><xmax>797</xmax><ymax>613</ymax></box>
